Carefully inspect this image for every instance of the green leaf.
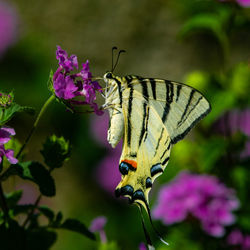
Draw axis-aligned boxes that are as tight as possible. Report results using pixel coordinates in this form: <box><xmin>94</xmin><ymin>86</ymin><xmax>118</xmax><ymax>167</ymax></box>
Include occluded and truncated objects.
<box><xmin>230</xmin><ymin>63</ymin><xmax>250</xmax><ymax>99</ymax></box>
<box><xmin>38</xmin><ymin>206</ymin><xmax>54</xmax><ymax>222</ymax></box>
<box><xmin>183</xmin><ymin>71</ymin><xmax>210</xmax><ymax>92</ymax></box>
<box><xmin>5</xmin><ymin>190</ymin><xmax>23</xmax><ymax>208</ymax></box>
<box><xmin>26</xmin><ymin>229</ymin><xmax>57</xmax><ymax>250</ymax></box>
<box><xmin>2</xmin><ymin>161</ymin><xmax>56</xmax><ymax>197</ymax></box>
<box><xmin>40</xmin><ymin>135</ymin><xmax>71</xmax><ymax>169</ymax></box>
<box><xmin>0</xmin><ymin>103</ymin><xmax>35</xmax><ymax>126</ymax></box>
<box><xmin>60</xmin><ymin>218</ymin><xmax>96</xmax><ymax>240</ymax></box>
<box><xmin>47</xmin><ymin>69</ymin><xmax>55</xmax><ymax>94</ymax></box>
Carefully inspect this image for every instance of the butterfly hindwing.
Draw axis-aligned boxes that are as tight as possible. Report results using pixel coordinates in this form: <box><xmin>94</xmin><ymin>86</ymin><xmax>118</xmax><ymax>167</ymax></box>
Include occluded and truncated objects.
<box><xmin>114</xmin><ymin>85</ymin><xmax>171</xmax><ymax>210</ymax></box>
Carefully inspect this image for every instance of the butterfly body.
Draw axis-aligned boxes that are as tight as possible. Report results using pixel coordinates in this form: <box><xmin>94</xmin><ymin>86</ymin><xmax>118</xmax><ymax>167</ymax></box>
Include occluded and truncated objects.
<box><xmin>103</xmin><ymin>72</ymin><xmax>211</xmax><ymax>210</ymax></box>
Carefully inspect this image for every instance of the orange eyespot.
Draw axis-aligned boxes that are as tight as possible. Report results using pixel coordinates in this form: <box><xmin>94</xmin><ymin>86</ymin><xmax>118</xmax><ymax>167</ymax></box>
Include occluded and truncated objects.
<box><xmin>121</xmin><ymin>159</ymin><xmax>137</xmax><ymax>170</ymax></box>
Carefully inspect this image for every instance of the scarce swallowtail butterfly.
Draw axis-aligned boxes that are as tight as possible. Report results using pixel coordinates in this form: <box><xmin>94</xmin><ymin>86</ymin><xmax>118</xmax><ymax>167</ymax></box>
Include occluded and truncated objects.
<box><xmin>101</xmin><ymin>48</ymin><xmax>211</xmax><ymax>247</ymax></box>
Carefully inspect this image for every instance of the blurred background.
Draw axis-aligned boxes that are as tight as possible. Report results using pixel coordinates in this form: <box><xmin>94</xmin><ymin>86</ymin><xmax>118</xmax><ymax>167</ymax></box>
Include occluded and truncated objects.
<box><xmin>1</xmin><ymin>0</ymin><xmax>250</xmax><ymax>249</ymax></box>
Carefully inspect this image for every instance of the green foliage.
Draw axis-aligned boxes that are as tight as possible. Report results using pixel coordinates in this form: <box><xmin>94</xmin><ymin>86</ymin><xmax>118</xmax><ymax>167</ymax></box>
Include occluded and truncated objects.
<box><xmin>5</xmin><ymin>161</ymin><xmax>56</xmax><ymax>197</ymax></box>
<box><xmin>230</xmin><ymin>63</ymin><xmax>250</xmax><ymax>101</ymax></box>
<box><xmin>0</xmin><ymin>95</ymin><xmax>34</xmax><ymax>126</ymax></box>
<box><xmin>59</xmin><ymin>218</ymin><xmax>96</xmax><ymax>240</ymax></box>
<box><xmin>40</xmin><ymin>135</ymin><xmax>71</xmax><ymax>170</ymax></box>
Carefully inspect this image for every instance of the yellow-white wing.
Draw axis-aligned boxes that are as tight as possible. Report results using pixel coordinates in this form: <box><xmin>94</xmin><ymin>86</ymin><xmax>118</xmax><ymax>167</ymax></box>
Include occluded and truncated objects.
<box><xmin>114</xmin><ymin>76</ymin><xmax>211</xmax><ymax>210</ymax></box>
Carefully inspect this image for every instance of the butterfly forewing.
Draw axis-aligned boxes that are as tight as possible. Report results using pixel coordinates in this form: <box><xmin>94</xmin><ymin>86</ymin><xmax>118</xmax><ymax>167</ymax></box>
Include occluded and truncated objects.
<box><xmin>129</xmin><ymin>77</ymin><xmax>211</xmax><ymax>144</ymax></box>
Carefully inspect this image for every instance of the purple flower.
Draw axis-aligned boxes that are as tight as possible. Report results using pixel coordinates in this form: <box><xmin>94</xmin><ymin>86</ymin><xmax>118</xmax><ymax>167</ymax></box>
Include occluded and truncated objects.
<box><xmin>0</xmin><ymin>126</ymin><xmax>18</xmax><ymax>164</ymax></box>
<box><xmin>89</xmin><ymin>216</ymin><xmax>107</xmax><ymax>243</ymax></box>
<box><xmin>56</xmin><ymin>45</ymin><xmax>78</xmax><ymax>72</ymax></box>
<box><xmin>91</xmin><ymin>112</ymin><xmax>122</xmax><ymax>193</ymax></box>
<box><xmin>227</xmin><ymin>229</ymin><xmax>250</xmax><ymax>250</ymax></box>
<box><xmin>0</xmin><ymin>1</ymin><xmax>18</xmax><ymax>58</ymax></box>
<box><xmin>227</xmin><ymin>229</ymin><xmax>244</xmax><ymax>245</ymax></box>
<box><xmin>53</xmin><ymin>46</ymin><xmax>103</xmax><ymax>115</ymax></box>
<box><xmin>153</xmin><ymin>172</ymin><xmax>239</xmax><ymax>237</ymax></box>
<box><xmin>53</xmin><ymin>74</ymin><xmax>79</xmax><ymax>100</ymax></box>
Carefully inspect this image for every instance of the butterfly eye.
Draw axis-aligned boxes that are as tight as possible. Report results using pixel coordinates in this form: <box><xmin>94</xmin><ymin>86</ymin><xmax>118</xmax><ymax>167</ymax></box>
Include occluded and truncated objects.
<box><xmin>119</xmin><ymin>162</ymin><xmax>129</xmax><ymax>175</ymax></box>
<box><xmin>106</xmin><ymin>72</ymin><xmax>113</xmax><ymax>79</ymax></box>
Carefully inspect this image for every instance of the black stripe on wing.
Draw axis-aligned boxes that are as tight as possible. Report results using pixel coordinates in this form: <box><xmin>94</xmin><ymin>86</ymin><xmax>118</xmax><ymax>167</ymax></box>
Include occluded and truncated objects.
<box><xmin>127</xmin><ymin>86</ymin><xmax>134</xmax><ymax>147</ymax></box>
<box><xmin>162</xmin><ymin>81</ymin><xmax>173</xmax><ymax>123</ymax></box>
<box><xmin>172</xmin><ymin>103</ymin><xmax>211</xmax><ymax>144</ymax></box>
<box><xmin>113</xmin><ymin>78</ymin><xmax>123</xmax><ymax>106</ymax></box>
<box><xmin>177</xmin><ymin>89</ymin><xmax>195</xmax><ymax>127</ymax></box>
<box><xmin>149</xmin><ymin>78</ymin><xmax>157</xmax><ymax>99</ymax></box>
<box><xmin>138</xmin><ymin>81</ymin><xmax>150</xmax><ymax>146</ymax></box>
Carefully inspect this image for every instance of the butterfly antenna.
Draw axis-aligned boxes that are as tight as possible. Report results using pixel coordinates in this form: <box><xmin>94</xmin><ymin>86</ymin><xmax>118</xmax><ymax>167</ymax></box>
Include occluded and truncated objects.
<box><xmin>111</xmin><ymin>46</ymin><xmax>118</xmax><ymax>72</ymax></box>
<box><xmin>138</xmin><ymin>205</ymin><xmax>155</xmax><ymax>250</ymax></box>
<box><xmin>145</xmin><ymin>202</ymin><xmax>169</xmax><ymax>246</ymax></box>
<box><xmin>112</xmin><ymin>49</ymin><xmax>126</xmax><ymax>73</ymax></box>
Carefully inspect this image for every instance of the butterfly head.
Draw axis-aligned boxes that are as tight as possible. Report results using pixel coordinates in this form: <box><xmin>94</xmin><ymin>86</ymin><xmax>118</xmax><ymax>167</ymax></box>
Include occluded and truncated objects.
<box><xmin>103</xmin><ymin>71</ymin><xmax>114</xmax><ymax>83</ymax></box>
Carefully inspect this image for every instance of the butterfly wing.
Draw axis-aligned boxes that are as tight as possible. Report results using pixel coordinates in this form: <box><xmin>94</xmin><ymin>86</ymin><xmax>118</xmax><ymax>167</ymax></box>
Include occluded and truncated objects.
<box><xmin>108</xmin><ymin>76</ymin><xmax>211</xmax><ymax>209</ymax></box>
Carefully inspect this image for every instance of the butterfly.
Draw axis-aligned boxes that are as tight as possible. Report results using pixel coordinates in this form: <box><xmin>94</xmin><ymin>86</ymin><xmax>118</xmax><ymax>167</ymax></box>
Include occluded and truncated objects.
<box><xmin>101</xmin><ymin>48</ymin><xmax>211</xmax><ymax>247</ymax></box>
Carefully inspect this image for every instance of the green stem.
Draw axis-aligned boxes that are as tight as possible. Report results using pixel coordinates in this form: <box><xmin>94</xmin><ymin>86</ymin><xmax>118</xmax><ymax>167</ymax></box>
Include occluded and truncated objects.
<box><xmin>22</xmin><ymin>169</ymin><xmax>53</xmax><ymax>228</ymax></box>
<box><xmin>16</xmin><ymin>95</ymin><xmax>55</xmax><ymax>159</ymax></box>
<box><xmin>22</xmin><ymin>194</ymin><xmax>42</xmax><ymax>228</ymax></box>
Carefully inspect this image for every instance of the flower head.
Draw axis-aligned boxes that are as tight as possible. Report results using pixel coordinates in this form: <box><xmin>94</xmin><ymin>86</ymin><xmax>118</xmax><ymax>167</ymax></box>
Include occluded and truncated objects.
<box><xmin>0</xmin><ymin>126</ymin><xmax>18</xmax><ymax>164</ymax></box>
<box><xmin>53</xmin><ymin>46</ymin><xmax>103</xmax><ymax>115</ymax></box>
<box><xmin>153</xmin><ymin>172</ymin><xmax>239</xmax><ymax>237</ymax></box>
<box><xmin>0</xmin><ymin>92</ymin><xmax>13</xmax><ymax>108</ymax></box>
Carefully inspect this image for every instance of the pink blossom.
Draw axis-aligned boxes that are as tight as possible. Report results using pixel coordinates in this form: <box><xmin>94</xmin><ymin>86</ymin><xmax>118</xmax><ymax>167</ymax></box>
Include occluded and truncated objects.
<box><xmin>153</xmin><ymin>172</ymin><xmax>239</xmax><ymax>237</ymax></box>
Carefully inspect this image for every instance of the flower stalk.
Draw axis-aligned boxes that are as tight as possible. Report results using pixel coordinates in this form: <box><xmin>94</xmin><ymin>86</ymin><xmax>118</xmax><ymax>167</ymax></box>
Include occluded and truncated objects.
<box><xmin>16</xmin><ymin>95</ymin><xmax>55</xmax><ymax>159</ymax></box>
